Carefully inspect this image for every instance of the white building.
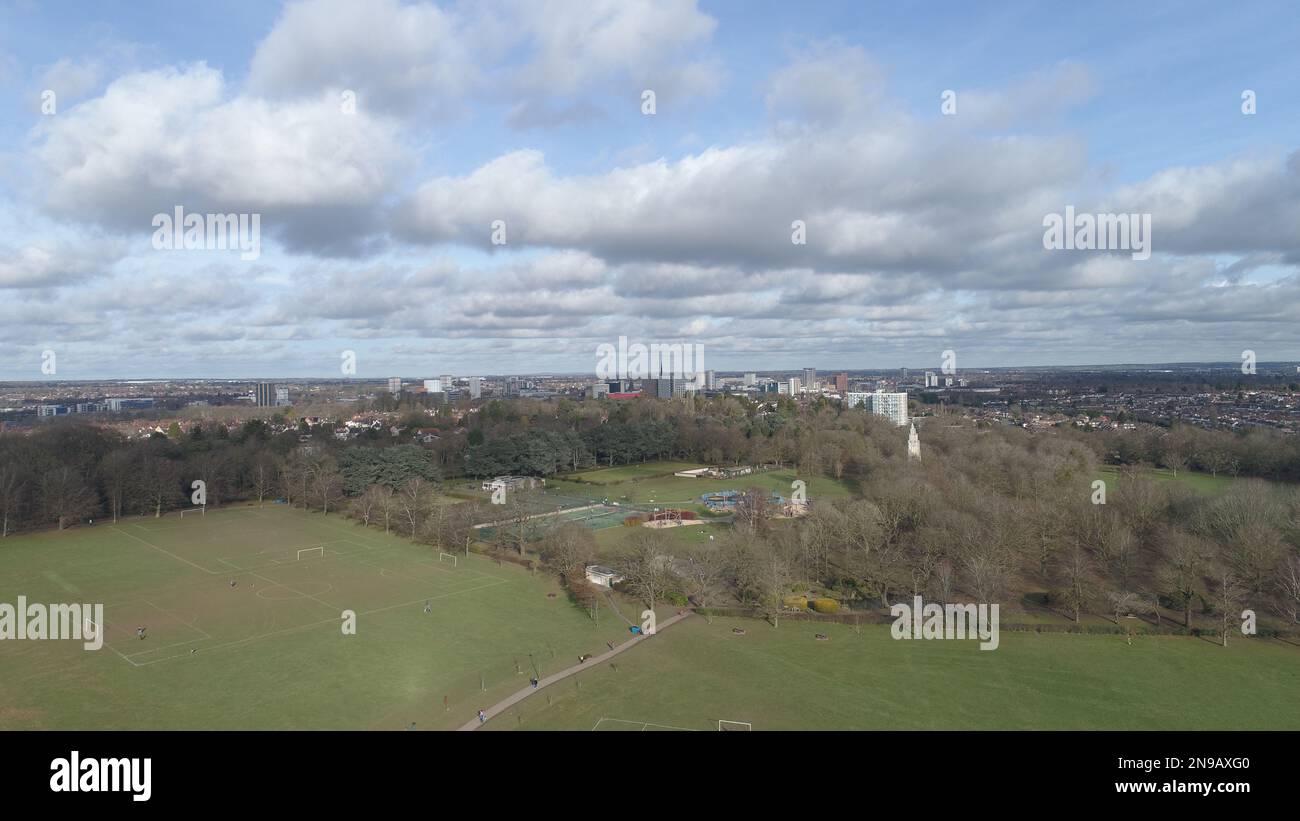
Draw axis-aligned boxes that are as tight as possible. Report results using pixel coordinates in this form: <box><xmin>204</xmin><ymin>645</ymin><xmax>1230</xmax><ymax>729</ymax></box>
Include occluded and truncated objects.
<box><xmin>788</xmin><ymin>377</ymin><xmax>801</xmax><ymax>395</ymax></box>
<box><xmin>423</xmin><ymin>379</ymin><xmax>442</xmax><ymax>393</ymax></box>
<box><xmin>924</xmin><ymin>371</ymin><xmax>939</xmax><ymax>388</ymax></box>
<box><xmin>744</xmin><ymin>372</ymin><xmax>756</xmax><ymax>386</ymax></box>
<box><xmin>908</xmin><ymin>423</ymin><xmax>921</xmax><ymax>461</ymax></box>
<box><xmin>845</xmin><ymin>390</ymin><xmax>909</xmax><ymax>427</ymax></box>
<box><xmin>388</xmin><ymin>377</ymin><xmax>402</xmax><ymax>395</ymax></box>
<box><xmin>468</xmin><ymin>377</ymin><xmax>481</xmax><ymax>399</ymax></box>
<box><xmin>584</xmin><ymin>565</ymin><xmax>624</xmax><ymax>588</ymax></box>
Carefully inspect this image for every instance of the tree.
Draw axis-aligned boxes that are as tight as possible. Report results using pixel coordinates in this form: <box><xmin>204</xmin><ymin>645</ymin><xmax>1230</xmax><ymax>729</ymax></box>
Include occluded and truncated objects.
<box><xmin>733</xmin><ymin>486</ymin><xmax>772</xmax><ymax>536</ymax></box>
<box><xmin>395</xmin><ymin>477</ymin><xmax>431</xmax><ymax>535</ymax></box>
<box><xmin>1160</xmin><ymin>530</ymin><xmax>1207</xmax><ymax>628</ymax></box>
<box><xmin>1275</xmin><ymin>551</ymin><xmax>1300</xmax><ymax>625</ymax></box>
<box><xmin>680</xmin><ymin>547</ymin><xmax>729</xmax><ymax>621</ymax></box>
<box><xmin>1214</xmin><ymin>570</ymin><xmax>1246</xmax><ymax>648</ymax></box>
<box><xmin>100</xmin><ymin>449</ymin><xmax>134</xmax><ymax>523</ymax></box>
<box><xmin>620</xmin><ymin>530</ymin><xmax>675</xmax><ymax>614</ymax></box>
<box><xmin>744</xmin><ymin>539</ymin><xmax>796</xmax><ymax>628</ymax></box>
<box><xmin>0</xmin><ymin>463</ymin><xmax>24</xmax><ymax>537</ymax></box>
<box><xmin>1107</xmin><ymin>590</ymin><xmax>1139</xmax><ymax>625</ymax></box>
<box><xmin>40</xmin><ymin>467</ymin><xmax>97</xmax><ymax>530</ymax></box>
<box><xmin>539</xmin><ymin>522</ymin><xmax>596</xmax><ymax>581</ymax></box>
<box><xmin>137</xmin><ymin>456</ymin><xmax>182</xmax><ymax>518</ymax></box>
<box><xmin>249</xmin><ymin>453</ymin><xmax>280</xmax><ymax>506</ymax></box>
<box><xmin>1058</xmin><ymin>540</ymin><xmax>1094</xmax><ymax>623</ymax></box>
<box><xmin>375</xmin><ymin>485</ymin><xmax>397</xmax><ymax>534</ymax></box>
<box><xmin>308</xmin><ymin>459</ymin><xmax>345</xmax><ymax>514</ymax></box>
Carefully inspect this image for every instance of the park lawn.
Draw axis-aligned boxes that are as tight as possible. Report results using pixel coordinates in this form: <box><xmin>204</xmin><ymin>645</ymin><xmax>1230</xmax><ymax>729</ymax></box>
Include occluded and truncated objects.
<box><xmin>555</xmin><ymin>469</ymin><xmax>849</xmax><ymax>511</ymax></box>
<box><xmin>593</xmin><ymin>520</ymin><xmax>731</xmax><ymax>553</ymax></box>
<box><xmin>560</xmin><ymin>460</ymin><xmax>704</xmax><ymax>485</ymax></box>
<box><xmin>487</xmin><ymin>616</ymin><xmax>1300</xmax><ymax>731</ymax></box>
<box><xmin>1096</xmin><ymin>465</ymin><xmax>1234</xmax><ymax>495</ymax></box>
<box><xmin>0</xmin><ymin>505</ymin><xmax>628</xmax><ymax>730</ymax></box>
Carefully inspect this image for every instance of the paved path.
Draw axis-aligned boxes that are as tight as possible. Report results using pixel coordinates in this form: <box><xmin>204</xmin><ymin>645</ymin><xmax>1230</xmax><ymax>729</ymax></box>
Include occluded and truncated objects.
<box><xmin>458</xmin><ymin>610</ymin><xmax>693</xmax><ymax>730</ymax></box>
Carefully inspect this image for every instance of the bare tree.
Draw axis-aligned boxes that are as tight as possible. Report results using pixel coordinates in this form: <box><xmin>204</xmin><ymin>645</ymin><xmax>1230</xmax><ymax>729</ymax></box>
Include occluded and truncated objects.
<box><xmin>1274</xmin><ymin>551</ymin><xmax>1300</xmax><ymax>625</ymax></box>
<box><xmin>100</xmin><ymin>449</ymin><xmax>134</xmax><ymax>523</ymax></box>
<box><xmin>136</xmin><ymin>456</ymin><xmax>182</xmax><ymax>518</ymax></box>
<box><xmin>680</xmin><ymin>547</ymin><xmax>729</xmax><ymax>621</ymax></box>
<box><xmin>40</xmin><ymin>467</ymin><xmax>97</xmax><ymax>530</ymax></box>
<box><xmin>1058</xmin><ymin>540</ymin><xmax>1094</xmax><ymax>623</ymax></box>
<box><xmin>1214</xmin><ymin>570</ymin><xmax>1246</xmax><ymax>648</ymax></box>
<box><xmin>539</xmin><ymin>522</ymin><xmax>596</xmax><ymax>581</ymax></box>
<box><xmin>0</xmin><ymin>464</ymin><xmax>24</xmax><ymax>537</ymax></box>
<box><xmin>620</xmin><ymin>530</ymin><xmax>675</xmax><ymax>613</ymax></box>
<box><xmin>1107</xmin><ymin>590</ymin><xmax>1139</xmax><ymax>625</ymax></box>
<box><xmin>1160</xmin><ymin>529</ymin><xmax>1207</xmax><ymax>628</ymax></box>
<box><xmin>397</xmin><ymin>477</ymin><xmax>431</xmax><ymax>536</ymax></box>
<box><xmin>249</xmin><ymin>453</ymin><xmax>280</xmax><ymax>506</ymax></box>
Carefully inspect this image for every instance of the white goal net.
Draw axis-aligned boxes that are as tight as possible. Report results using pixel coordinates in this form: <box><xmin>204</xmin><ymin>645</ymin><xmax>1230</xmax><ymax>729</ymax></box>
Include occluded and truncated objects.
<box><xmin>717</xmin><ymin>720</ymin><xmax>752</xmax><ymax>731</ymax></box>
<box><xmin>297</xmin><ymin>546</ymin><xmax>325</xmax><ymax>560</ymax></box>
<box><xmin>438</xmin><ymin>552</ymin><xmax>458</xmax><ymax>566</ymax></box>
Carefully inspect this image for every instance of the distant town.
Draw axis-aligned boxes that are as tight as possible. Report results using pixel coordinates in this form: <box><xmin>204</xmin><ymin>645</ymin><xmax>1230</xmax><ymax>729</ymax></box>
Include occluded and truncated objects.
<box><xmin>5</xmin><ymin>361</ymin><xmax>1300</xmax><ymax>441</ymax></box>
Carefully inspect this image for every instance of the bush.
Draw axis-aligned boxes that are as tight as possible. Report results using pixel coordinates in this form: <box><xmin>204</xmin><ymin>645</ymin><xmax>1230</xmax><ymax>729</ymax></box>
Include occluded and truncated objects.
<box><xmin>622</xmin><ymin>516</ymin><xmax>644</xmax><ymax>527</ymax></box>
<box><xmin>782</xmin><ymin>595</ymin><xmax>809</xmax><ymax>609</ymax></box>
<box><xmin>809</xmin><ymin>598</ymin><xmax>840</xmax><ymax>614</ymax></box>
<box><xmin>663</xmin><ymin>591</ymin><xmax>689</xmax><ymax>607</ymax></box>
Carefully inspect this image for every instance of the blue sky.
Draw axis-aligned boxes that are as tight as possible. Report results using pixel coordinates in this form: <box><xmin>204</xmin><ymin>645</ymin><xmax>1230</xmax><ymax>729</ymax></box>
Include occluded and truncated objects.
<box><xmin>1</xmin><ymin>0</ymin><xmax>1298</xmax><ymax>378</ymax></box>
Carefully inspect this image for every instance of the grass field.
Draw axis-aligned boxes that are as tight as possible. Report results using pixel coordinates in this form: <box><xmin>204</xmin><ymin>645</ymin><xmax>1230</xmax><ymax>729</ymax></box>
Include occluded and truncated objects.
<box><xmin>551</xmin><ymin>462</ymin><xmax>850</xmax><ymax>515</ymax></box>
<box><xmin>562</xmin><ymin>460</ymin><xmax>704</xmax><ymax>485</ymax></box>
<box><xmin>0</xmin><ymin>505</ymin><xmax>630</xmax><ymax>729</ymax></box>
<box><xmin>1096</xmin><ymin>465</ymin><xmax>1235</xmax><ymax>495</ymax></box>
<box><xmin>486</xmin><ymin>616</ymin><xmax>1300</xmax><ymax>731</ymax></box>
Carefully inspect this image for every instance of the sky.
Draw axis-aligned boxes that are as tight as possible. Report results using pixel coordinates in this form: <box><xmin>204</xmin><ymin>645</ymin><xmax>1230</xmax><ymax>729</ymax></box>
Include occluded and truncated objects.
<box><xmin>0</xmin><ymin>0</ymin><xmax>1298</xmax><ymax>379</ymax></box>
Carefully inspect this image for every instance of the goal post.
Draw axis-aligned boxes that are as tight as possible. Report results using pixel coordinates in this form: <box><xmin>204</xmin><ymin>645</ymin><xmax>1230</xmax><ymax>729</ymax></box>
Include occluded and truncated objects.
<box><xmin>297</xmin><ymin>546</ymin><xmax>325</xmax><ymax>560</ymax></box>
<box><xmin>717</xmin><ymin>720</ymin><xmax>752</xmax><ymax>731</ymax></box>
<box><xmin>438</xmin><ymin>552</ymin><xmax>458</xmax><ymax>567</ymax></box>
<box><xmin>179</xmin><ymin>506</ymin><xmax>205</xmax><ymax>518</ymax></box>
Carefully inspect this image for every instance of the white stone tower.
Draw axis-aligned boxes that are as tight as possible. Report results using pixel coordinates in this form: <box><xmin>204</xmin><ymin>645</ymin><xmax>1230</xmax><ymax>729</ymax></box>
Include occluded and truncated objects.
<box><xmin>907</xmin><ymin>422</ymin><xmax>920</xmax><ymax>462</ymax></box>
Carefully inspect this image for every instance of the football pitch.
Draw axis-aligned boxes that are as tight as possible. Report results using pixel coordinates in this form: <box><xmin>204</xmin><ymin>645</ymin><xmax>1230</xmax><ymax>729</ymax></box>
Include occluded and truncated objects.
<box><xmin>0</xmin><ymin>505</ymin><xmax>631</xmax><ymax>729</ymax></box>
<box><xmin>485</xmin><ymin>616</ymin><xmax>1300</xmax><ymax>731</ymax></box>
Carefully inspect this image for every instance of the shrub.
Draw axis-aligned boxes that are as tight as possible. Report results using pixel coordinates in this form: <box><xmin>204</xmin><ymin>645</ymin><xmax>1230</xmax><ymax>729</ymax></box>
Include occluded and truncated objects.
<box><xmin>622</xmin><ymin>516</ymin><xmax>644</xmax><ymax>527</ymax></box>
<box><xmin>782</xmin><ymin>595</ymin><xmax>809</xmax><ymax>609</ymax></box>
<box><xmin>809</xmin><ymin>598</ymin><xmax>840</xmax><ymax>614</ymax></box>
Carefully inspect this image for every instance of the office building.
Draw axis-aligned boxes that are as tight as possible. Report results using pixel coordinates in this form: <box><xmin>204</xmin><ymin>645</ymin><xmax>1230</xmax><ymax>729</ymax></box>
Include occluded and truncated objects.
<box><xmin>844</xmin><ymin>390</ymin><xmax>909</xmax><ymax>426</ymax></box>
<box><xmin>255</xmin><ymin>383</ymin><xmax>275</xmax><ymax>407</ymax></box>
<box><xmin>834</xmin><ymin>372</ymin><xmax>848</xmax><ymax>393</ymax></box>
<box><xmin>802</xmin><ymin>368</ymin><xmax>817</xmax><ymax>389</ymax></box>
<box><xmin>924</xmin><ymin>371</ymin><xmax>939</xmax><ymax>388</ymax></box>
<box><xmin>643</xmin><ymin>378</ymin><xmax>685</xmax><ymax>399</ymax></box>
<box><xmin>468</xmin><ymin>377</ymin><xmax>481</xmax><ymax>399</ymax></box>
<box><xmin>423</xmin><ymin>379</ymin><xmax>442</xmax><ymax>393</ymax></box>
<box><xmin>276</xmin><ymin>387</ymin><xmax>291</xmax><ymax>406</ymax></box>
<box><xmin>705</xmin><ymin>370</ymin><xmax>717</xmax><ymax>389</ymax></box>
<box><xmin>744</xmin><ymin>372</ymin><xmax>756</xmax><ymax>386</ymax></box>
<box><xmin>388</xmin><ymin>377</ymin><xmax>402</xmax><ymax>395</ymax></box>
<box><xmin>788</xmin><ymin>377</ymin><xmax>800</xmax><ymax>395</ymax></box>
